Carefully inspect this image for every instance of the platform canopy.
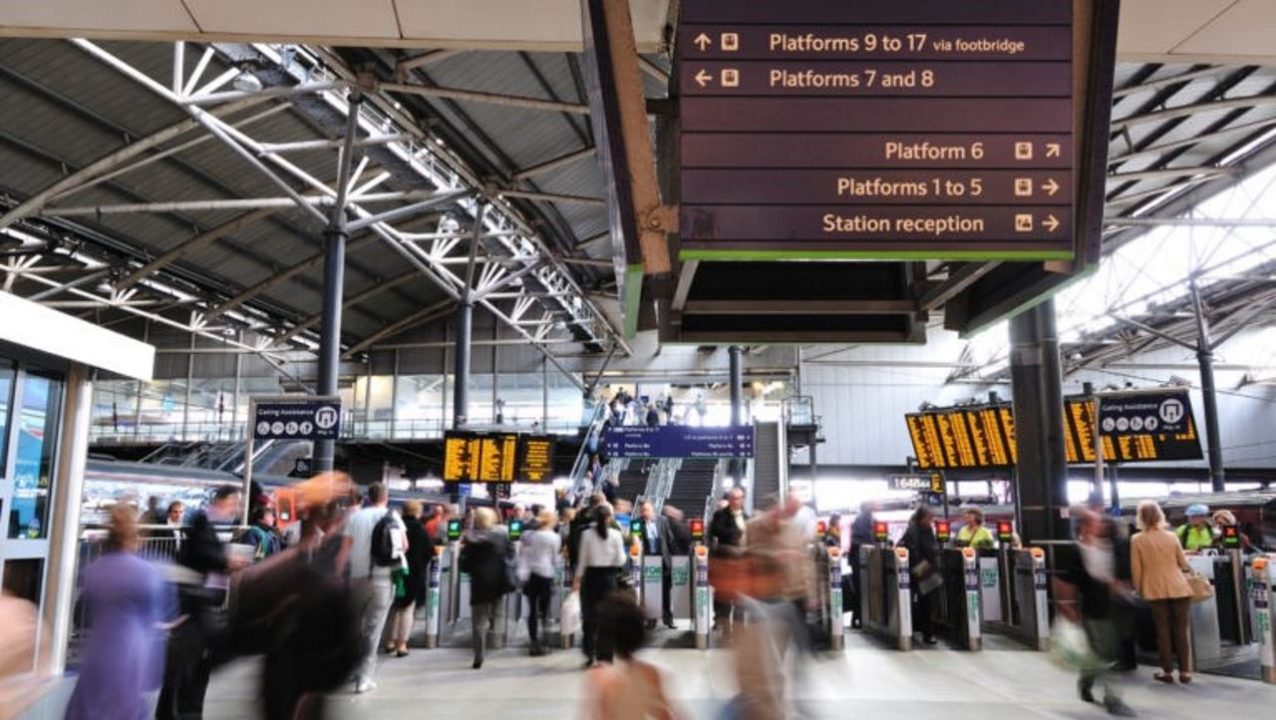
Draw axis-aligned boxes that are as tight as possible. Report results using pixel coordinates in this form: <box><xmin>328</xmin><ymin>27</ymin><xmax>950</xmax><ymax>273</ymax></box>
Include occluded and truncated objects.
<box><xmin>0</xmin><ymin>3</ymin><xmax>1274</xmax><ymax>364</ymax></box>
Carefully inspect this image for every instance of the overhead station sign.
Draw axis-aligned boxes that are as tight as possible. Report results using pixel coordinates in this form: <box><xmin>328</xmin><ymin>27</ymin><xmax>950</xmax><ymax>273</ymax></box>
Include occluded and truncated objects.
<box><xmin>604</xmin><ymin>425</ymin><xmax>755</xmax><ymax>459</ymax></box>
<box><xmin>443</xmin><ymin>432</ymin><xmax>556</xmax><ymax>483</ymax></box>
<box><xmin>906</xmin><ymin>390</ymin><xmax>1203</xmax><ymax>469</ymax></box>
<box><xmin>678</xmin><ymin>0</ymin><xmax>1075</xmax><ymax>261</ymax></box>
<box><xmin>252</xmin><ymin>396</ymin><xmax>342</xmax><ymax>441</ymax></box>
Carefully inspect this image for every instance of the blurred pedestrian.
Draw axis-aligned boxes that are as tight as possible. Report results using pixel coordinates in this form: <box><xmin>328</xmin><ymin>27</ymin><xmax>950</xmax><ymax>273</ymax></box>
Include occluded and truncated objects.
<box><xmin>824</xmin><ymin>513</ymin><xmax>843</xmax><ymax>550</ymax></box>
<box><xmin>460</xmin><ymin>507</ymin><xmax>512</xmax><ymax>669</ymax></box>
<box><xmin>957</xmin><ymin>507</ymin><xmax>996</xmax><ymax>550</ymax></box>
<box><xmin>66</xmin><ymin>505</ymin><xmax>168</xmax><ymax>720</ymax></box>
<box><xmin>575</xmin><ymin>504</ymin><xmax>626</xmax><ymax>667</ymax></box>
<box><xmin>847</xmin><ymin>501</ymin><xmax>877</xmax><ymax>629</ymax></box>
<box><xmin>580</xmin><ymin>593</ymin><xmax>677</xmax><ymax>720</ymax></box>
<box><xmin>0</xmin><ymin>594</ymin><xmax>48</xmax><ymax>720</ymax></box>
<box><xmin>521</xmin><ymin>508</ymin><xmax>562</xmax><ymax>655</ymax></box>
<box><xmin>241</xmin><ymin>505</ymin><xmax>283</xmax><ymax>563</ymax></box>
<box><xmin>1054</xmin><ymin>507</ymin><xmax>1136</xmax><ymax>717</ymax></box>
<box><xmin>157</xmin><ymin>484</ymin><xmax>244</xmax><ymax>720</ymax></box>
<box><xmin>900</xmin><ymin>506</ymin><xmax>940</xmax><ymax>645</ymax></box>
<box><xmin>1175</xmin><ymin>504</ymin><xmax>1213</xmax><ymax>551</ymax></box>
<box><xmin>1131</xmin><ymin>500</ymin><xmax>1194</xmax><ymax>684</ymax></box>
<box><xmin>639</xmin><ymin>502</ymin><xmax>690</xmax><ymax>629</ymax></box>
<box><xmin>710</xmin><ymin>488</ymin><xmax>748</xmax><ymax>636</ymax></box>
<box><xmin>334</xmin><ymin>483</ymin><xmax>406</xmax><ymax>693</ymax></box>
<box><xmin>388</xmin><ymin>500</ymin><xmax>433</xmax><ymax>658</ymax></box>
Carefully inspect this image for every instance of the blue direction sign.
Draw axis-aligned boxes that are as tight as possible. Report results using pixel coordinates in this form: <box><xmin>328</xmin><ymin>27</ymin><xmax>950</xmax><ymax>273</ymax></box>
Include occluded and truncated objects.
<box><xmin>252</xmin><ymin>397</ymin><xmax>342</xmax><ymax>441</ymax></box>
<box><xmin>604</xmin><ymin>425</ymin><xmax>755</xmax><ymax>459</ymax></box>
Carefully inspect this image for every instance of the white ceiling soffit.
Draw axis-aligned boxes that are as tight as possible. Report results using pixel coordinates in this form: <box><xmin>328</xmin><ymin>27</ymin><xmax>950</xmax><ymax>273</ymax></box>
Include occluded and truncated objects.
<box><xmin>1118</xmin><ymin>0</ymin><xmax>1276</xmax><ymax>64</ymax></box>
<box><xmin>0</xmin><ymin>291</ymin><xmax>155</xmax><ymax>380</ymax></box>
<box><xmin>0</xmin><ymin>0</ymin><xmax>672</xmax><ymax>51</ymax></box>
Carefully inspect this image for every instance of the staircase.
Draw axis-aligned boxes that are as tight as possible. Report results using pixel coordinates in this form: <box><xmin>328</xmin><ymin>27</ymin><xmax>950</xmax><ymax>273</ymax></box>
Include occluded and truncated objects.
<box><xmin>663</xmin><ymin>458</ymin><xmax>721</xmax><ymax>516</ymax></box>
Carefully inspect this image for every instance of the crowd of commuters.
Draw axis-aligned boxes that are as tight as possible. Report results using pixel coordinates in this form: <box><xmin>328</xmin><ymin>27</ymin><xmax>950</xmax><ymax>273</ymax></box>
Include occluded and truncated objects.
<box><xmin>22</xmin><ymin>465</ymin><xmax>1267</xmax><ymax>720</ymax></box>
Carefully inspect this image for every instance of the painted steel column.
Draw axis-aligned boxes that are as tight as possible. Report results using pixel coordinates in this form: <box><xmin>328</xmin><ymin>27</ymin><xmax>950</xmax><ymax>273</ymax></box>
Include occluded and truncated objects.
<box><xmin>728</xmin><ymin>345</ymin><xmax>744</xmax><ymax>487</ymax></box>
<box><xmin>1008</xmin><ymin>299</ymin><xmax>1069</xmax><ymax>543</ymax></box>
<box><xmin>314</xmin><ymin>94</ymin><xmax>362</xmax><ymax>473</ymax></box>
<box><xmin>314</xmin><ymin>225</ymin><xmax>346</xmax><ymax>473</ymax></box>
<box><xmin>728</xmin><ymin>346</ymin><xmax>743</xmax><ymax>426</ymax></box>
<box><xmin>41</xmin><ymin>363</ymin><xmax>92</xmax><ymax>675</ymax></box>
<box><xmin>1192</xmin><ymin>283</ymin><xmax>1225</xmax><ymax>491</ymax></box>
<box><xmin>453</xmin><ymin>300</ymin><xmax>472</xmax><ymax>428</ymax></box>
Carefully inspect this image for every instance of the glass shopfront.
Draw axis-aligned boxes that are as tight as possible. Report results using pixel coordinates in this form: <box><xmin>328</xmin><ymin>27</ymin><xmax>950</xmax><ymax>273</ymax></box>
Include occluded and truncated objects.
<box><xmin>0</xmin><ymin>352</ymin><xmax>66</xmax><ymax>616</ymax></box>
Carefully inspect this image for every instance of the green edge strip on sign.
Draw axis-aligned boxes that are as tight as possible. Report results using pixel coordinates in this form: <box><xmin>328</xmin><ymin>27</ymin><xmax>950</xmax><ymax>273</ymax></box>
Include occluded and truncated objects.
<box><xmin>679</xmin><ymin>249</ymin><xmax>1076</xmax><ymax>262</ymax></box>
<box><xmin>622</xmin><ymin>263</ymin><xmax>643</xmax><ymax>337</ymax></box>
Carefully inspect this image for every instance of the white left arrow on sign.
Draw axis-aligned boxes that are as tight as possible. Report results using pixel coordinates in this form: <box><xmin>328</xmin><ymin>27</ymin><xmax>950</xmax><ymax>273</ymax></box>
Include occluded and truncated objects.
<box><xmin>694</xmin><ymin>69</ymin><xmax>713</xmax><ymax>87</ymax></box>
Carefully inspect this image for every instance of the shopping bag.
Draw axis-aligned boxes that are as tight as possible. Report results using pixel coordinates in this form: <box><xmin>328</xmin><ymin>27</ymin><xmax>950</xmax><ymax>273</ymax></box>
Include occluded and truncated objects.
<box><xmin>1049</xmin><ymin>618</ymin><xmax>1108</xmax><ymax>673</ymax></box>
<box><xmin>561</xmin><ymin>591</ymin><xmax>582</xmax><ymax>637</ymax></box>
<box><xmin>1185</xmin><ymin>571</ymin><xmax>1214</xmax><ymax>604</ymax></box>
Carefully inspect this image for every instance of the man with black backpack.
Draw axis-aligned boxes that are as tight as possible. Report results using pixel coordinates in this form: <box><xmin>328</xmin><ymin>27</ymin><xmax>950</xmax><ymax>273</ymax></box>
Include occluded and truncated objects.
<box><xmin>334</xmin><ymin>483</ymin><xmax>405</xmax><ymax>694</ymax></box>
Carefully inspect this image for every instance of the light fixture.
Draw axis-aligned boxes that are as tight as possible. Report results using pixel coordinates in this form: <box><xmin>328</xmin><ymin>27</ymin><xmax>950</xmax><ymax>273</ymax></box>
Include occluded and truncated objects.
<box><xmin>233</xmin><ymin>71</ymin><xmax>262</xmax><ymax>93</ymax></box>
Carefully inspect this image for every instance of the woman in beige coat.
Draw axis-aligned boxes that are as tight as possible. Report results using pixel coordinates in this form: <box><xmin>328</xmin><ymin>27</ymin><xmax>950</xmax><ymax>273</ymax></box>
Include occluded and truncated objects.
<box><xmin>1130</xmin><ymin>500</ymin><xmax>1194</xmax><ymax>683</ymax></box>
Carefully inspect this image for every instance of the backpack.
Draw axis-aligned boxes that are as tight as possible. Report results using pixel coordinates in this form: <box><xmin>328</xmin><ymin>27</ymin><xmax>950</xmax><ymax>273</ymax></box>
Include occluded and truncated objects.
<box><xmin>370</xmin><ymin>511</ymin><xmax>398</xmax><ymax>568</ymax></box>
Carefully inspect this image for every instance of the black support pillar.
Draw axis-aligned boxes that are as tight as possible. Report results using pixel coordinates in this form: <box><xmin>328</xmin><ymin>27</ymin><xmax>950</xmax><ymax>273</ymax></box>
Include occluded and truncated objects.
<box><xmin>1192</xmin><ymin>282</ymin><xmax>1225</xmax><ymax>492</ymax></box>
<box><xmin>728</xmin><ymin>345</ymin><xmax>744</xmax><ymax>488</ymax></box>
<box><xmin>314</xmin><ymin>227</ymin><xmax>346</xmax><ymax>472</ymax></box>
<box><xmin>1009</xmin><ymin>298</ymin><xmax>1069</xmax><ymax>543</ymax></box>
<box><xmin>452</xmin><ymin>300</ymin><xmax>473</xmax><ymax>429</ymax></box>
<box><xmin>728</xmin><ymin>345</ymin><xmax>743</xmax><ymax>425</ymax></box>
<box><xmin>314</xmin><ymin>94</ymin><xmax>361</xmax><ymax>474</ymax></box>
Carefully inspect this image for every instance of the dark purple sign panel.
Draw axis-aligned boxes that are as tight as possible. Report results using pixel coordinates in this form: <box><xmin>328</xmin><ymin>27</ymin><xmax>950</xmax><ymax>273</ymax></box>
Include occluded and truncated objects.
<box><xmin>678</xmin><ymin>25</ymin><xmax>1073</xmax><ymax>61</ymax></box>
<box><xmin>681</xmin><ymin>169</ymin><xmax>1074</xmax><ymax>206</ymax></box>
<box><xmin>676</xmin><ymin>0</ymin><xmax>1076</xmax><ymax>260</ymax></box>
<box><xmin>681</xmin><ymin>134</ymin><xmax>1073</xmax><ymax>170</ymax></box>
<box><xmin>679</xmin><ymin>61</ymin><xmax>1070</xmax><ymax>97</ymax></box>
<box><xmin>604</xmin><ymin>425</ymin><xmax>755</xmax><ymax>459</ymax></box>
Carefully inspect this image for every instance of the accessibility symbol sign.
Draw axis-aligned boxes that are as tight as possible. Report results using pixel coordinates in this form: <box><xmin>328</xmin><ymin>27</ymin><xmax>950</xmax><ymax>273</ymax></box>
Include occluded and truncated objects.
<box><xmin>251</xmin><ymin>396</ymin><xmax>343</xmax><ymax>441</ymax></box>
<box><xmin>1097</xmin><ymin>388</ymin><xmax>1193</xmax><ymax>437</ymax></box>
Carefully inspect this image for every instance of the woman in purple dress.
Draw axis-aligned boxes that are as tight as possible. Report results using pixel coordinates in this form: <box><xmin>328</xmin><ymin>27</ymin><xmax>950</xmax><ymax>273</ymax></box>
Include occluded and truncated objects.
<box><xmin>65</xmin><ymin>505</ymin><xmax>167</xmax><ymax>720</ymax></box>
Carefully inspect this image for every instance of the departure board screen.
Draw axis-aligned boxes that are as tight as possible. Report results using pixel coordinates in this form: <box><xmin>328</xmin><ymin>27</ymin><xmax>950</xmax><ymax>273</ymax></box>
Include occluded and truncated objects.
<box><xmin>516</xmin><ymin>436</ymin><xmax>556</xmax><ymax>483</ymax></box>
<box><xmin>905</xmin><ymin>394</ymin><xmax>1203</xmax><ymax>469</ymax></box>
<box><xmin>443</xmin><ymin>432</ymin><xmax>556</xmax><ymax>483</ymax></box>
<box><xmin>479</xmin><ymin>435</ymin><xmax>518</xmax><ymax>483</ymax></box>
<box><xmin>906</xmin><ymin>403</ymin><xmax>1016</xmax><ymax>469</ymax></box>
<box><xmin>443</xmin><ymin>432</ymin><xmax>483</xmax><ymax>482</ymax></box>
<box><xmin>1062</xmin><ymin>395</ymin><xmax>1203</xmax><ymax>463</ymax></box>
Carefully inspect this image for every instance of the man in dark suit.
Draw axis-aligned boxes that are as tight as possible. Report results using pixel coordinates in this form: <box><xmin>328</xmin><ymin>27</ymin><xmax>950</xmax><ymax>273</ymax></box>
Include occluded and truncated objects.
<box><xmin>639</xmin><ymin>501</ymin><xmax>690</xmax><ymax>629</ymax></box>
<box><xmin>709</xmin><ymin>487</ymin><xmax>748</xmax><ymax>633</ymax></box>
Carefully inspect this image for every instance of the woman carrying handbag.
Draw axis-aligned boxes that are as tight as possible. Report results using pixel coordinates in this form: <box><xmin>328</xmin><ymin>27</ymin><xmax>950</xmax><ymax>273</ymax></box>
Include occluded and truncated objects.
<box><xmin>1131</xmin><ymin>500</ymin><xmax>1196</xmax><ymax>684</ymax></box>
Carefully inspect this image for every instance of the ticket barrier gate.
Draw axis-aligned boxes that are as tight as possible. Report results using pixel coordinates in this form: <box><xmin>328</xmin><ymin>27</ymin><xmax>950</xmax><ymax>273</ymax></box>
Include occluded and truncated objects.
<box><xmin>1186</xmin><ymin>551</ymin><xmax>1270</xmax><ymax>676</ymax></box>
<box><xmin>937</xmin><ymin>548</ymin><xmax>982</xmax><ymax>651</ymax></box>
<box><xmin>858</xmin><ymin>545</ymin><xmax>913</xmax><ymax>650</ymax></box>
<box><xmin>432</xmin><ymin>543</ymin><xmax>564</xmax><ymax>650</ymax></box>
<box><xmin>978</xmin><ymin>547</ymin><xmax>1050</xmax><ymax>650</ymax></box>
<box><xmin>1253</xmin><ymin>557</ymin><xmax>1275</xmax><ymax>684</ymax></box>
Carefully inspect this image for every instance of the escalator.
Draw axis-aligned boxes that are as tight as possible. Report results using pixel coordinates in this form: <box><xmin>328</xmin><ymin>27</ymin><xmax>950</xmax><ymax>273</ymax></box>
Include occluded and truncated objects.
<box><xmin>664</xmin><ymin>459</ymin><xmax>720</xmax><ymax>516</ymax></box>
<box><xmin>751</xmin><ymin>421</ymin><xmax>784</xmax><ymax>503</ymax></box>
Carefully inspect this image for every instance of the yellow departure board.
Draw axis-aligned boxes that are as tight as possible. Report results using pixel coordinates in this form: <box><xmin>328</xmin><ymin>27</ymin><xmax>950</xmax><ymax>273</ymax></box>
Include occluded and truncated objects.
<box><xmin>479</xmin><ymin>435</ymin><xmax>517</xmax><ymax>483</ymax></box>
<box><xmin>906</xmin><ymin>403</ymin><xmax>1016</xmax><ymax>470</ymax></box>
<box><xmin>444</xmin><ymin>431</ymin><xmax>557</xmax><ymax>482</ymax></box>
<box><xmin>906</xmin><ymin>396</ymin><xmax>1202</xmax><ymax>469</ymax></box>
<box><xmin>443</xmin><ymin>434</ymin><xmax>483</xmax><ymax>482</ymax></box>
